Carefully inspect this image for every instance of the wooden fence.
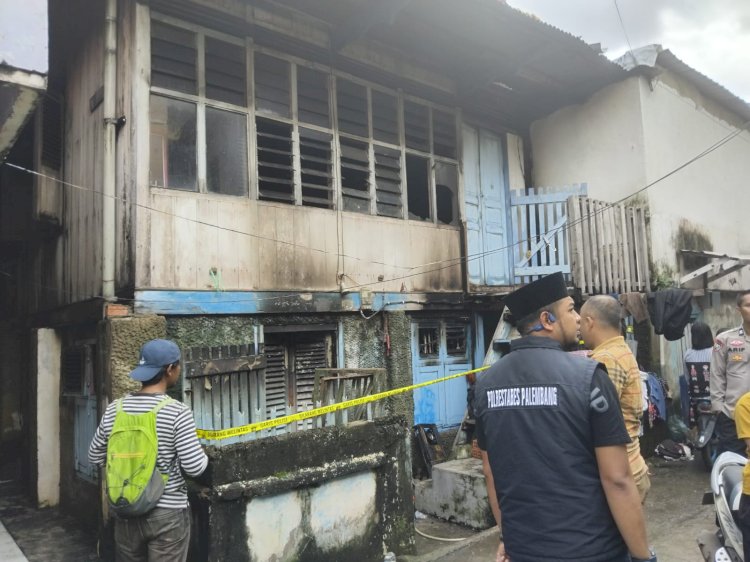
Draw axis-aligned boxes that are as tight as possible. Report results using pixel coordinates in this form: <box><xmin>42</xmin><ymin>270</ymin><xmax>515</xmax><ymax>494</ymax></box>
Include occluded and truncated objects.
<box><xmin>510</xmin><ymin>184</ymin><xmax>587</xmax><ymax>284</ymax></box>
<box><xmin>510</xmin><ymin>185</ymin><xmax>651</xmax><ymax>294</ymax></box>
<box><xmin>183</xmin><ymin>344</ymin><xmax>388</xmax><ymax>446</ymax></box>
<box><xmin>567</xmin><ymin>196</ymin><xmax>651</xmax><ymax>294</ymax></box>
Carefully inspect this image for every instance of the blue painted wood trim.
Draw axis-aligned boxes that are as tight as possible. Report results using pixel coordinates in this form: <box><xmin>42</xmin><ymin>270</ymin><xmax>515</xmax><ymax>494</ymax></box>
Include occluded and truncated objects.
<box><xmin>134</xmin><ymin>290</ymin><xmax>464</xmax><ymax>315</ymax></box>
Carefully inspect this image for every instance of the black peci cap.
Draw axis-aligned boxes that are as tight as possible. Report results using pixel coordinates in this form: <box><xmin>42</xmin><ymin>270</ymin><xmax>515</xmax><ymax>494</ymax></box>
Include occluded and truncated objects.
<box><xmin>504</xmin><ymin>272</ymin><xmax>569</xmax><ymax>319</ymax></box>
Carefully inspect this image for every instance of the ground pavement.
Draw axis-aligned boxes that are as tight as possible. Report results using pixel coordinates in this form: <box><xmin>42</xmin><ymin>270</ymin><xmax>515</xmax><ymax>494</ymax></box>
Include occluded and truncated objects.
<box><xmin>0</xmin><ymin>457</ymin><xmax>716</xmax><ymax>561</ymax></box>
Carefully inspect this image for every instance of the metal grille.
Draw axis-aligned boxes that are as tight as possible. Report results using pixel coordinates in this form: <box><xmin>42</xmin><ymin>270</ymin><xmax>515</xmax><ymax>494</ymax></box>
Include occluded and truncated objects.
<box><xmin>62</xmin><ymin>349</ymin><xmax>84</xmax><ymax>395</ymax></box>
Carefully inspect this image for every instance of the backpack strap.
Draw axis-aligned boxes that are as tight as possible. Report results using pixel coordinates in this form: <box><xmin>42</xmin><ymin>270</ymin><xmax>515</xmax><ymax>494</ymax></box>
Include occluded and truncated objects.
<box><xmin>115</xmin><ymin>398</ymin><xmax>124</xmax><ymax>413</ymax></box>
<box><xmin>151</xmin><ymin>396</ymin><xmax>174</xmax><ymax>415</ymax></box>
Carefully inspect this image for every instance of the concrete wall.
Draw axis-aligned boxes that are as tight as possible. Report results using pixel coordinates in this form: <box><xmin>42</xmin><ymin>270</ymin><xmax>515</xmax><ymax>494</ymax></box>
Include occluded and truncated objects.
<box><xmin>531</xmin><ymin>71</ymin><xmax>750</xmax><ymax>278</ymax></box>
<box><xmin>341</xmin><ymin>311</ymin><xmax>414</xmax><ymax>423</ymax></box>
<box><xmin>530</xmin><ymin>77</ymin><xmax>647</xmax><ymax>201</ymax></box>
<box><xmin>104</xmin><ymin>315</ymin><xmax>167</xmax><ymax>400</ymax></box>
<box><xmin>193</xmin><ymin>418</ymin><xmax>414</xmax><ymax>561</ymax></box>
<box><xmin>639</xmin><ymin>73</ymin><xmax>750</xmax><ymax>271</ymax></box>
<box><xmin>35</xmin><ymin>328</ymin><xmax>60</xmax><ymax>507</ymax></box>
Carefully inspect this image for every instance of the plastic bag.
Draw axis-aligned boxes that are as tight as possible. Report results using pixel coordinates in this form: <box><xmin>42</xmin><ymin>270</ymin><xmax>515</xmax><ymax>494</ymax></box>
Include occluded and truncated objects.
<box><xmin>668</xmin><ymin>416</ymin><xmax>691</xmax><ymax>443</ymax></box>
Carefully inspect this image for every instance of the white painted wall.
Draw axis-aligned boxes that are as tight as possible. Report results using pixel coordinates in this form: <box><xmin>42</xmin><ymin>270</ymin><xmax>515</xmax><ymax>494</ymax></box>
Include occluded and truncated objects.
<box><xmin>245</xmin><ymin>471</ymin><xmax>377</xmax><ymax>561</ymax></box>
<box><xmin>530</xmin><ymin>77</ymin><xmax>647</xmax><ymax>202</ymax></box>
<box><xmin>639</xmin><ymin>75</ymin><xmax>750</xmax><ymax>268</ymax></box>
<box><xmin>36</xmin><ymin>328</ymin><xmax>61</xmax><ymax>507</ymax></box>
<box><xmin>530</xmin><ymin>72</ymin><xmax>750</xmax><ymax>277</ymax></box>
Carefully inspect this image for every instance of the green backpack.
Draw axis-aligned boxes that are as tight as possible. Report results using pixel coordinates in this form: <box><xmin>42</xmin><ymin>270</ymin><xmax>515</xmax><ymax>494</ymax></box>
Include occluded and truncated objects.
<box><xmin>106</xmin><ymin>397</ymin><xmax>173</xmax><ymax>517</ymax></box>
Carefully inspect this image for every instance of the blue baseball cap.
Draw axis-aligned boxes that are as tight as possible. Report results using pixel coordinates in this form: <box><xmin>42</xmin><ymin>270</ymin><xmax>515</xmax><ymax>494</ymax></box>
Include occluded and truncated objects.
<box><xmin>130</xmin><ymin>339</ymin><xmax>181</xmax><ymax>382</ymax></box>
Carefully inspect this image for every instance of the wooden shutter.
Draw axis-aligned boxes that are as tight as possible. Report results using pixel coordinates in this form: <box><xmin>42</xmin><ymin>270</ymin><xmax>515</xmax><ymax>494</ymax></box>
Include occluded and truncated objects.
<box><xmin>299</xmin><ymin>128</ymin><xmax>334</xmax><ymax>209</ymax></box>
<box><xmin>374</xmin><ymin>145</ymin><xmax>402</xmax><ymax>218</ymax></box>
<box><xmin>340</xmin><ymin>137</ymin><xmax>370</xmax><ymax>213</ymax></box>
<box><xmin>263</xmin><ymin>342</ymin><xmax>288</xmax><ymax>419</ymax></box>
<box><xmin>257</xmin><ymin>118</ymin><xmax>294</xmax><ymax>203</ymax></box>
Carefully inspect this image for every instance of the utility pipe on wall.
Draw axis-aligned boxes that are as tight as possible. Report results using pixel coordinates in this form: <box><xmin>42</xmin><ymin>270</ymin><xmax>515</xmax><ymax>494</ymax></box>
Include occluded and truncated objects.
<box><xmin>102</xmin><ymin>0</ymin><xmax>117</xmax><ymax>300</ymax></box>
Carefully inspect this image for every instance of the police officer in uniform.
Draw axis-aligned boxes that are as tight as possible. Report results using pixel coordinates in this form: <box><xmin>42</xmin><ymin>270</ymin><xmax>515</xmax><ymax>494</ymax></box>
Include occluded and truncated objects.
<box><xmin>711</xmin><ymin>290</ymin><xmax>750</xmax><ymax>456</ymax></box>
<box><xmin>474</xmin><ymin>272</ymin><xmax>655</xmax><ymax>562</ymax></box>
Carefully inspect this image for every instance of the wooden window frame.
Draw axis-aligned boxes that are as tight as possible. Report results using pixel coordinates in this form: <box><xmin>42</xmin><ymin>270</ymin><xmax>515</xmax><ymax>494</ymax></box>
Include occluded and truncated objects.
<box><xmin>149</xmin><ymin>13</ymin><xmax>252</xmax><ymax>198</ymax></box>
<box><xmin>147</xmin><ymin>11</ymin><xmax>462</xmax><ymax>224</ymax></box>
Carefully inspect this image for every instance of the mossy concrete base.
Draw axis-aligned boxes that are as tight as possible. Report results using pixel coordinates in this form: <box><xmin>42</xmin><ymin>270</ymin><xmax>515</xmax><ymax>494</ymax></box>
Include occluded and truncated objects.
<box><xmin>103</xmin><ymin>315</ymin><xmax>166</xmax><ymax>399</ymax></box>
<box><xmin>415</xmin><ymin>458</ymin><xmax>493</xmax><ymax>530</ymax></box>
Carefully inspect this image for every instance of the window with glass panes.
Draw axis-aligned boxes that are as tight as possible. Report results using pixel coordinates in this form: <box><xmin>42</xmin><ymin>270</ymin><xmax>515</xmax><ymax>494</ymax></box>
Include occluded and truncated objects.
<box><xmin>149</xmin><ymin>18</ymin><xmax>249</xmax><ymax>196</ymax></box>
<box><xmin>148</xmin><ymin>16</ymin><xmax>459</xmax><ymax>225</ymax></box>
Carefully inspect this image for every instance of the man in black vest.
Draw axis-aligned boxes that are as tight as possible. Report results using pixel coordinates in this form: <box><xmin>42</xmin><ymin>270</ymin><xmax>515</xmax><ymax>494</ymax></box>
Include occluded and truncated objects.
<box><xmin>474</xmin><ymin>272</ymin><xmax>655</xmax><ymax>562</ymax></box>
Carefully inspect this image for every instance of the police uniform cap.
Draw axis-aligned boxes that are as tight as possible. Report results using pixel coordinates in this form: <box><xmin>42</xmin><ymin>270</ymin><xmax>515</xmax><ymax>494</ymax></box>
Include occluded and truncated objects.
<box><xmin>504</xmin><ymin>271</ymin><xmax>569</xmax><ymax>319</ymax></box>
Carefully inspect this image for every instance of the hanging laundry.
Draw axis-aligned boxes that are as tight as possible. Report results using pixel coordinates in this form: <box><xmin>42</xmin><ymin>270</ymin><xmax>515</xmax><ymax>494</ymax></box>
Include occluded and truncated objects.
<box><xmin>647</xmin><ymin>289</ymin><xmax>693</xmax><ymax>341</ymax></box>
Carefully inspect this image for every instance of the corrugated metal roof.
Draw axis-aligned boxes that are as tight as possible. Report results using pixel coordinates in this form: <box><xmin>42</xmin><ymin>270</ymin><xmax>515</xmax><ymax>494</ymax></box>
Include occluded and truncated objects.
<box><xmin>264</xmin><ymin>0</ymin><xmax>630</xmax><ymax>129</ymax></box>
<box><xmin>616</xmin><ymin>44</ymin><xmax>750</xmax><ymax>123</ymax></box>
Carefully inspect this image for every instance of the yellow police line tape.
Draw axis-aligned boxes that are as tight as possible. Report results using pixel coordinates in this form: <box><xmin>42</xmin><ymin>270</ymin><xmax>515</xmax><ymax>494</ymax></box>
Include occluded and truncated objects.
<box><xmin>196</xmin><ymin>365</ymin><xmax>490</xmax><ymax>441</ymax></box>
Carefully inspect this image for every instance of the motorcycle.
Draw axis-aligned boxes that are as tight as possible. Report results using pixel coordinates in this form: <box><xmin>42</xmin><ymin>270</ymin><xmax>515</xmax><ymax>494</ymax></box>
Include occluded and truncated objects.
<box><xmin>698</xmin><ymin>451</ymin><xmax>746</xmax><ymax>561</ymax></box>
<box><xmin>695</xmin><ymin>397</ymin><xmax>720</xmax><ymax>470</ymax></box>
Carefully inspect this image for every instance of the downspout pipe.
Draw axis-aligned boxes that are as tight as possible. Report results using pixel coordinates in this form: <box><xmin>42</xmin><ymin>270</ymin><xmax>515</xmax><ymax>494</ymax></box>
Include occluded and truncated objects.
<box><xmin>102</xmin><ymin>0</ymin><xmax>117</xmax><ymax>300</ymax></box>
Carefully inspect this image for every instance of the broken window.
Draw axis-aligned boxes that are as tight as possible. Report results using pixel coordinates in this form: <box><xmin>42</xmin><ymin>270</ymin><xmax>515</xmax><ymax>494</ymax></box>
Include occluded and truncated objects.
<box><xmin>299</xmin><ymin>128</ymin><xmax>334</xmax><ymax>209</ymax></box>
<box><xmin>406</xmin><ymin>154</ymin><xmax>430</xmax><ymax>221</ymax></box>
<box><xmin>446</xmin><ymin>323</ymin><xmax>468</xmax><ymax>357</ymax></box>
<box><xmin>254</xmin><ymin>52</ymin><xmax>290</xmax><ymax>118</ymax></box>
<box><xmin>256</xmin><ymin>117</ymin><xmax>294</xmax><ymax>203</ymax></box>
<box><xmin>206</xmin><ymin>108</ymin><xmax>248</xmax><ymax>196</ymax></box>
<box><xmin>374</xmin><ymin>145</ymin><xmax>402</xmax><ymax>218</ymax></box>
<box><xmin>205</xmin><ymin>37</ymin><xmax>246</xmax><ymax>106</ymax></box>
<box><xmin>418</xmin><ymin>326</ymin><xmax>439</xmax><ymax>357</ymax></box>
<box><xmin>151</xmin><ymin>21</ymin><xmax>197</xmax><ymax>95</ymax></box>
<box><xmin>340</xmin><ymin>137</ymin><xmax>370</xmax><ymax>213</ymax></box>
<box><xmin>337</xmin><ymin>78</ymin><xmax>368</xmax><ymax>137</ymax></box>
<box><xmin>149</xmin><ymin>95</ymin><xmax>197</xmax><ymax>191</ymax></box>
<box><xmin>297</xmin><ymin>67</ymin><xmax>330</xmax><ymax>128</ymax></box>
<box><xmin>435</xmin><ymin>162</ymin><xmax>458</xmax><ymax>225</ymax></box>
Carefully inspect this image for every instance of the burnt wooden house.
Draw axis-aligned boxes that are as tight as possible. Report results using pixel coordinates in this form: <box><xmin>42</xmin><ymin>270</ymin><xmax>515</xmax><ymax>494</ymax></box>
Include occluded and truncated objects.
<box><xmin>0</xmin><ymin>0</ymin><xmax>652</xmax><ymax>558</ymax></box>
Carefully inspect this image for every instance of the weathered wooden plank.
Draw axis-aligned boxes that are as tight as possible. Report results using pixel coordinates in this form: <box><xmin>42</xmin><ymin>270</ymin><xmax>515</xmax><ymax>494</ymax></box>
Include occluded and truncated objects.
<box><xmin>568</xmin><ymin>197</ymin><xmax>585</xmax><ymax>290</ymax></box>
<box><xmin>185</xmin><ymin>355</ymin><xmax>266</xmax><ymax>378</ymax></box>
<box><xmin>618</xmin><ymin>204</ymin><xmax>633</xmax><ymax>293</ymax></box>
<box><xmin>611</xmin><ymin>204</ymin><xmax>623</xmax><ymax>293</ymax></box>
<box><xmin>590</xmin><ymin>200</ymin><xmax>601</xmax><ymax>293</ymax></box>
<box><xmin>601</xmin><ymin>203</ymin><xmax>613</xmax><ymax>293</ymax></box>
<box><xmin>554</xmin><ymin>201</ymin><xmax>565</xmax><ymax>270</ymax></box>
<box><xmin>638</xmin><ymin>208</ymin><xmax>651</xmax><ymax>291</ymax></box>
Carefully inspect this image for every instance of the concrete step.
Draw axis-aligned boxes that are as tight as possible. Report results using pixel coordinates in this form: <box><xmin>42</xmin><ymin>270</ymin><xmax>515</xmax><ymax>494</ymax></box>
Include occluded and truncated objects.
<box><xmin>414</xmin><ymin>458</ymin><xmax>494</xmax><ymax>530</ymax></box>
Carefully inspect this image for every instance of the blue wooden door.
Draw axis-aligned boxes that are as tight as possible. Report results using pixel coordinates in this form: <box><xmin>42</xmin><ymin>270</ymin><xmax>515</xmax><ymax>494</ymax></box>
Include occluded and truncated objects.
<box><xmin>412</xmin><ymin>321</ymin><xmax>471</xmax><ymax>427</ymax></box>
<box><xmin>462</xmin><ymin>125</ymin><xmax>511</xmax><ymax>286</ymax></box>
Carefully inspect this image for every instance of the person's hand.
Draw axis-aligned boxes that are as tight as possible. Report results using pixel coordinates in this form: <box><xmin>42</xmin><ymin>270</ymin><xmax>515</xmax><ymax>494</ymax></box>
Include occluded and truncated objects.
<box><xmin>496</xmin><ymin>540</ymin><xmax>510</xmax><ymax>562</ymax></box>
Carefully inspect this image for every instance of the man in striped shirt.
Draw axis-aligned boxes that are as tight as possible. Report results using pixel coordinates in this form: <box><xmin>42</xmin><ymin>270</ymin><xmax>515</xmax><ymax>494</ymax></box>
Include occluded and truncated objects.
<box><xmin>89</xmin><ymin>339</ymin><xmax>208</xmax><ymax>562</ymax></box>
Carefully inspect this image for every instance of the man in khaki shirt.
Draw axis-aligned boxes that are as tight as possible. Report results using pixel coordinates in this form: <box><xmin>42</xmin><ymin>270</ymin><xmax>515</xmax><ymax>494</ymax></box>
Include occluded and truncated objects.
<box><xmin>581</xmin><ymin>295</ymin><xmax>650</xmax><ymax>502</ymax></box>
<box><xmin>711</xmin><ymin>290</ymin><xmax>750</xmax><ymax>456</ymax></box>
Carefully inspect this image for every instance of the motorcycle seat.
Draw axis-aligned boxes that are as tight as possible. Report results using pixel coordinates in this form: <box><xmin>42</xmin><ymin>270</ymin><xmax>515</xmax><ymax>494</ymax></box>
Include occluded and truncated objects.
<box><xmin>721</xmin><ymin>464</ymin><xmax>744</xmax><ymax>512</ymax></box>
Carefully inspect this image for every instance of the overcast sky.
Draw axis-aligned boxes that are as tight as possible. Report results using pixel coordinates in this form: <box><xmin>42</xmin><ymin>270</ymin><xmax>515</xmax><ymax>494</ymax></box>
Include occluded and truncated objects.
<box><xmin>507</xmin><ymin>0</ymin><xmax>750</xmax><ymax>102</ymax></box>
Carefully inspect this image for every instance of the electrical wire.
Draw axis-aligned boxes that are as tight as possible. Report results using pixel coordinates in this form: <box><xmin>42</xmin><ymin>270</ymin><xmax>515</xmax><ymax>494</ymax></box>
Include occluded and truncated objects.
<box><xmin>613</xmin><ymin>0</ymin><xmax>635</xmax><ymax>58</ymax></box>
